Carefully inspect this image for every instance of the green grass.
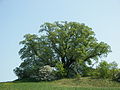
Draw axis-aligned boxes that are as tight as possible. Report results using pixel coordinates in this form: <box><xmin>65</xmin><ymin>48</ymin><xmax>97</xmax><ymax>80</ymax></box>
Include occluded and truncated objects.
<box><xmin>0</xmin><ymin>78</ymin><xmax>120</xmax><ymax>90</ymax></box>
<box><xmin>53</xmin><ymin>77</ymin><xmax>120</xmax><ymax>87</ymax></box>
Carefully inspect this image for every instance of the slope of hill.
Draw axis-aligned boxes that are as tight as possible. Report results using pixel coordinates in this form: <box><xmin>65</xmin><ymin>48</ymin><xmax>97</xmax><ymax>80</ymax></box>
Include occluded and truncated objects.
<box><xmin>0</xmin><ymin>77</ymin><xmax>120</xmax><ymax>90</ymax></box>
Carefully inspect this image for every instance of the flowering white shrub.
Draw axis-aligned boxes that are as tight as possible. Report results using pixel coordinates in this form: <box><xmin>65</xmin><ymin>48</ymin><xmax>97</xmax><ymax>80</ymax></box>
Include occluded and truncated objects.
<box><xmin>31</xmin><ymin>65</ymin><xmax>56</xmax><ymax>81</ymax></box>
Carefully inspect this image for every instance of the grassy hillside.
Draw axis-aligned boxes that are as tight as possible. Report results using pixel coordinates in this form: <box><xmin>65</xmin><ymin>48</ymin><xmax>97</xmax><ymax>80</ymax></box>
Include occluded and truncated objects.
<box><xmin>0</xmin><ymin>77</ymin><xmax>120</xmax><ymax>90</ymax></box>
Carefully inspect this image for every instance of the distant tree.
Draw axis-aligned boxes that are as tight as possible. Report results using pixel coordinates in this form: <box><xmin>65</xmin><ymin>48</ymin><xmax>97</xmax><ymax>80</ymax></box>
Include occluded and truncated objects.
<box><xmin>95</xmin><ymin>60</ymin><xmax>119</xmax><ymax>79</ymax></box>
<box><xmin>109</xmin><ymin>61</ymin><xmax>119</xmax><ymax>79</ymax></box>
<box><xmin>97</xmin><ymin>61</ymin><xmax>111</xmax><ymax>79</ymax></box>
<box><xmin>14</xmin><ymin>21</ymin><xmax>111</xmax><ymax>80</ymax></box>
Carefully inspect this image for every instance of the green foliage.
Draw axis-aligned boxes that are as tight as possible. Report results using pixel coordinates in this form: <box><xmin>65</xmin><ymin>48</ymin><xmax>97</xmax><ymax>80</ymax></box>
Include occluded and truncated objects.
<box><xmin>95</xmin><ymin>61</ymin><xmax>119</xmax><ymax>79</ymax></box>
<box><xmin>55</xmin><ymin>62</ymin><xmax>67</xmax><ymax>78</ymax></box>
<box><xmin>14</xmin><ymin>59</ymin><xmax>44</xmax><ymax>80</ymax></box>
<box><xmin>14</xmin><ymin>21</ymin><xmax>111</xmax><ymax>80</ymax></box>
<box><xmin>115</xmin><ymin>72</ymin><xmax>120</xmax><ymax>82</ymax></box>
<box><xmin>97</xmin><ymin>61</ymin><xmax>111</xmax><ymax>79</ymax></box>
<box><xmin>109</xmin><ymin>61</ymin><xmax>119</xmax><ymax>79</ymax></box>
<box><xmin>14</xmin><ymin>65</ymin><xmax>56</xmax><ymax>81</ymax></box>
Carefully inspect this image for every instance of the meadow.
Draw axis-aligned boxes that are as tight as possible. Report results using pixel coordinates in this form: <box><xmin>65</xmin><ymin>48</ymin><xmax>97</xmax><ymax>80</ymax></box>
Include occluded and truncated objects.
<box><xmin>0</xmin><ymin>78</ymin><xmax>120</xmax><ymax>90</ymax></box>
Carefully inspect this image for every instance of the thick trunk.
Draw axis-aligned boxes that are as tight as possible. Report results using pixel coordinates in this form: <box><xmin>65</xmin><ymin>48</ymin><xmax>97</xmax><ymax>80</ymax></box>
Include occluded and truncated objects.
<box><xmin>63</xmin><ymin>59</ymin><xmax>75</xmax><ymax>77</ymax></box>
<box><xmin>61</xmin><ymin>57</ymin><xmax>65</xmax><ymax>65</ymax></box>
<box><xmin>66</xmin><ymin>59</ymin><xmax>75</xmax><ymax>68</ymax></box>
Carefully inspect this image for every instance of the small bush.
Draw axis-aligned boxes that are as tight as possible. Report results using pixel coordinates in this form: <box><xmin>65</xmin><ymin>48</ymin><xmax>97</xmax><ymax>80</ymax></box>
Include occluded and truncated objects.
<box><xmin>30</xmin><ymin>65</ymin><xmax>56</xmax><ymax>81</ymax></box>
<box><xmin>54</xmin><ymin>63</ymin><xmax>67</xmax><ymax>78</ymax></box>
<box><xmin>94</xmin><ymin>61</ymin><xmax>119</xmax><ymax>79</ymax></box>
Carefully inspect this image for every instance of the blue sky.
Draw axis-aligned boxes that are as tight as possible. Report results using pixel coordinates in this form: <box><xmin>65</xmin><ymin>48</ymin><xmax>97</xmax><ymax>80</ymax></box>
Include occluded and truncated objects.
<box><xmin>0</xmin><ymin>0</ymin><xmax>120</xmax><ymax>82</ymax></box>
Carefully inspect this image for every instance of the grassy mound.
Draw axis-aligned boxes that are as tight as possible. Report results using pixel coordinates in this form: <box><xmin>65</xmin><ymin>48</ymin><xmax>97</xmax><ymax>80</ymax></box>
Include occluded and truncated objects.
<box><xmin>0</xmin><ymin>77</ymin><xmax>120</xmax><ymax>90</ymax></box>
<box><xmin>52</xmin><ymin>77</ymin><xmax>120</xmax><ymax>87</ymax></box>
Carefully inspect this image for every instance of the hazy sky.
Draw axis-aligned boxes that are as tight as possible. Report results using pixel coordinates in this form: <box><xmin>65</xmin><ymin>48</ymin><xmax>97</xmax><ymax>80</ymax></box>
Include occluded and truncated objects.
<box><xmin>0</xmin><ymin>0</ymin><xmax>120</xmax><ymax>82</ymax></box>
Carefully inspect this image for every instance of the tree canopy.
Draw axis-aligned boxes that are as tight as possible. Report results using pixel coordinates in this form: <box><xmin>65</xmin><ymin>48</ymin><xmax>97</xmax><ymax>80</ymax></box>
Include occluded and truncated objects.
<box><xmin>14</xmin><ymin>21</ymin><xmax>111</xmax><ymax>80</ymax></box>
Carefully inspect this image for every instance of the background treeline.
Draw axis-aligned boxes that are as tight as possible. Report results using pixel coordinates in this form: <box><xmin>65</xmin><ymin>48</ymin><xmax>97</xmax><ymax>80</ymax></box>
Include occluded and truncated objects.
<box><xmin>14</xmin><ymin>21</ymin><xmax>120</xmax><ymax>82</ymax></box>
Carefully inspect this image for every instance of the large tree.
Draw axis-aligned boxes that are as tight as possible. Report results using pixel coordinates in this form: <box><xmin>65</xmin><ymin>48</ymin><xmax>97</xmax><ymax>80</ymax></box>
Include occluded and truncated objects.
<box><xmin>15</xmin><ymin>21</ymin><xmax>111</xmax><ymax>79</ymax></box>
